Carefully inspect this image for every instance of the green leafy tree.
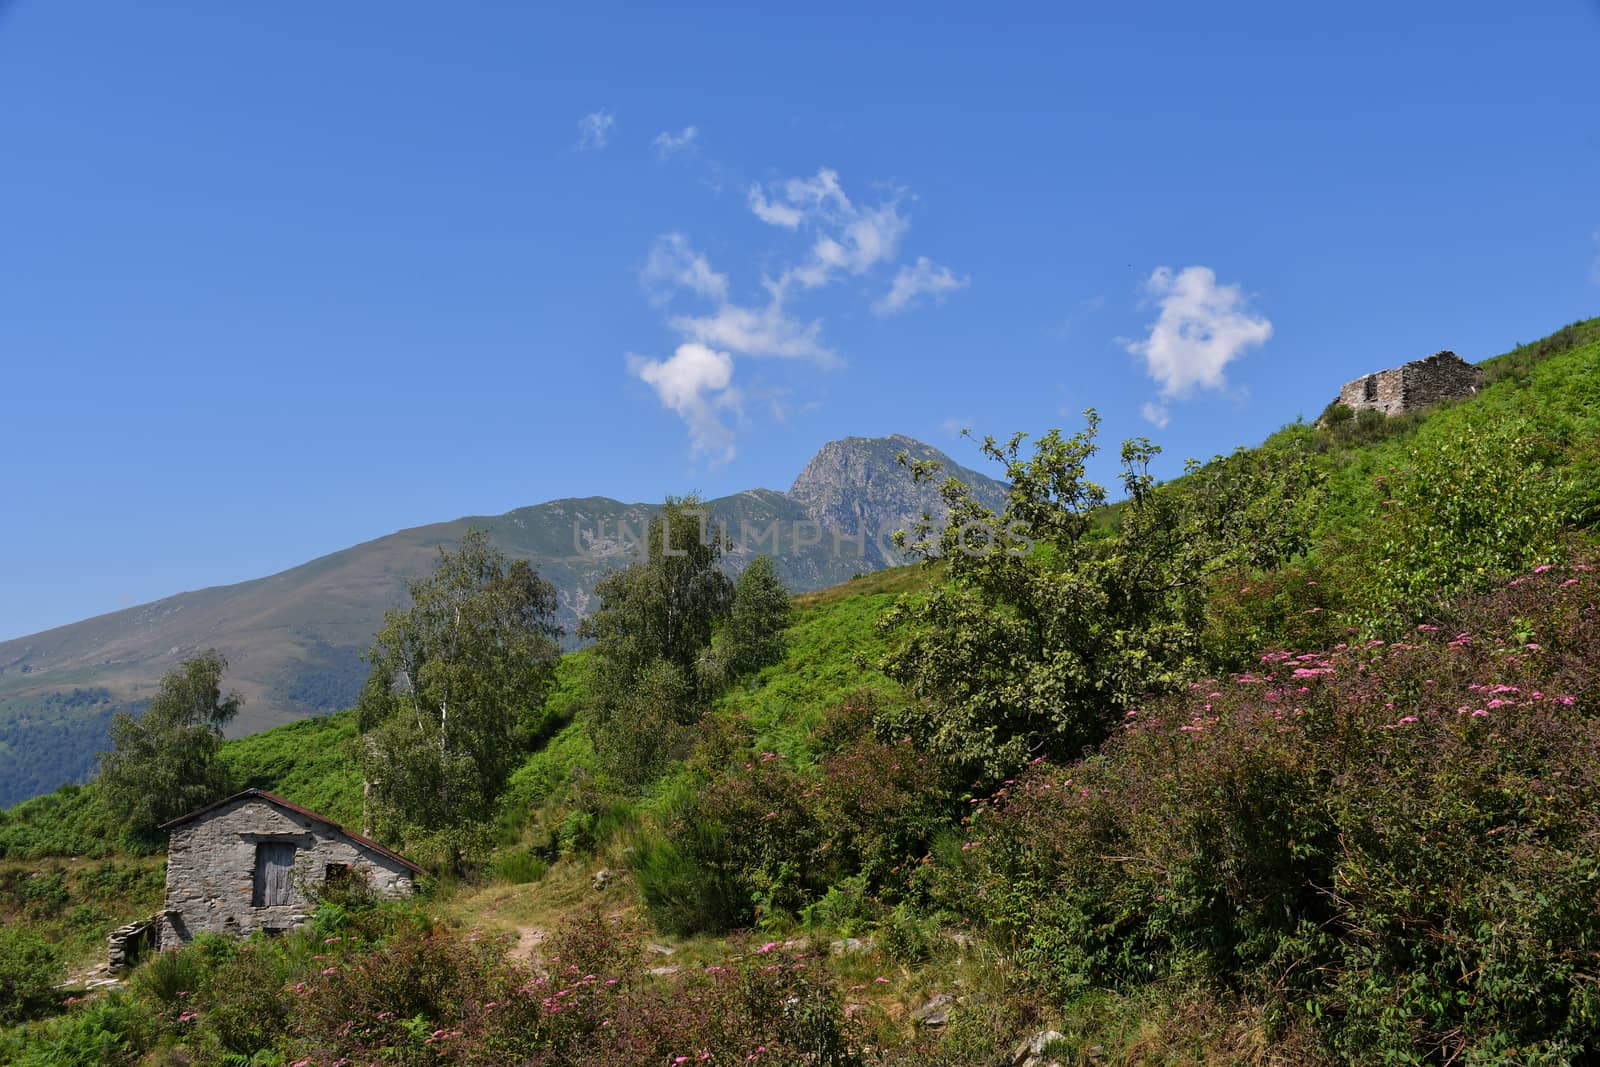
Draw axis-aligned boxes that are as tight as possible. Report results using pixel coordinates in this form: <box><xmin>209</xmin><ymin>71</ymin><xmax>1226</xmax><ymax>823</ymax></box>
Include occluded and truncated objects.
<box><xmin>357</xmin><ymin>528</ymin><xmax>563</xmax><ymax>864</ymax></box>
<box><xmin>578</xmin><ymin>497</ymin><xmax>735</xmax><ymax>784</ymax></box>
<box><xmin>723</xmin><ymin>556</ymin><xmax>793</xmax><ymax>678</ymax></box>
<box><xmin>697</xmin><ymin>555</ymin><xmax>794</xmax><ymax>692</ymax></box>
<box><xmin>98</xmin><ymin>649</ymin><xmax>241</xmax><ymax>840</ymax></box>
<box><xmin>881</xmin><ymin>412</ymin><xmax>1322</xmax><ymax>782</ymax></box>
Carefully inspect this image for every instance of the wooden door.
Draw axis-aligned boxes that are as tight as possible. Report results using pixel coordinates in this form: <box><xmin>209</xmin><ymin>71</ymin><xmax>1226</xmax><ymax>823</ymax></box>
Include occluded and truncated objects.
<box><xmin>252</xmin><ymin>842</ymin><xmax>297</xmax><ymax>907</ymax></box>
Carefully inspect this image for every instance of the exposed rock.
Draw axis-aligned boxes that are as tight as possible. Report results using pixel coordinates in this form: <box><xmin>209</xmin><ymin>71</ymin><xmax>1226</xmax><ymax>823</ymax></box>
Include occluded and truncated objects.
<box><xmin>788</xmin><ymin>434</ymin><xmax>1010</xmax><ymax>572</ymax></box>
<box><xmin>1010</xmin><ymin>1030</ymin><xmax>1067</xmax><ymax>1067</ymax></box>
<box><xmin>911</xmin><ymin>992</ymin><xmax>955</xmax><ymax>1027</ymax></box>
<box><xmin>592</xmin><ymin>868</ymin><xmax>612</xmax><ymax>891</ymax></box>
<box><xmin>828</xmin><ymin>936</ymin><xmax>874</xmax><ymax>956</ymax></box>
<box><xmin>647</xmin><ymin>942</ymin><xmax>675</xmax><ymax>956</ymax></box>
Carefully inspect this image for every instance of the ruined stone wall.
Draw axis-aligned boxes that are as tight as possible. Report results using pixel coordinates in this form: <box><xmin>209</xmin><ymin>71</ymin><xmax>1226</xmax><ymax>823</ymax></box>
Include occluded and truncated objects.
<box><xmin>1399</xmin><ymin>351</ymin><xmax>1483</xmax><ymax>410</ymax></box>
<box><xmin>158</xmin><ymin>797</ymin><xmax>414</xmax><ymax>949</ymax></box>
<box><xmin>1338</xmin><ymin>368</ymin><xmax>1407</xmax><ymax>416</ymax></box>
<box><xmin>1334</xmin><ymin>351</ymin><xmax>1482</xmax><ymax>418</ymax></box>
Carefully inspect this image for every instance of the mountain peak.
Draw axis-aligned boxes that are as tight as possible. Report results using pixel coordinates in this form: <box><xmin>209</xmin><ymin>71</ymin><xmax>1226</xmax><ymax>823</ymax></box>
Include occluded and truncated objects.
<box><xmin>787</xmin><ymin>434</ymin><xmax>1008</xmax><ymax>539</ymax></box>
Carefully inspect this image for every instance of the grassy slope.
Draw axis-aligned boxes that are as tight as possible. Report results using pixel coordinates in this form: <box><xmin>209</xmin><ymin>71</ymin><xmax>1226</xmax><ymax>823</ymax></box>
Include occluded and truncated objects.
<box><xmin>1292</xmin><ymin>318</ymin><xmax>1600</xmax><ymax>537</ymax></box>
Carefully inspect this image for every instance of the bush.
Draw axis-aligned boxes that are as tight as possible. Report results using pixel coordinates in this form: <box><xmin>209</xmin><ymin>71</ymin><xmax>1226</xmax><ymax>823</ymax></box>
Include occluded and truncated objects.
<box><xmin>969</xmin><ymin>562</ymin><xmax>1600</xmax><ymax>1061</ymax></box>
<box><xmin>491</xmin><ymin>848</ymin><xmax>548</xmax><ymax>884</ymax></box>
<box><xmin>813</xmin><ymin>734</ymin><xmax>954</xmax><ymax>900</ymax></box>
<box><xmin>644</xmin><ymin>752</ymin><xmax>824</xmax><ymax>933</ymax></box>
<box><xmin>0</xmin><ymin>925</ymin><xmax>63</xmax><ymax>1024</ymax></box>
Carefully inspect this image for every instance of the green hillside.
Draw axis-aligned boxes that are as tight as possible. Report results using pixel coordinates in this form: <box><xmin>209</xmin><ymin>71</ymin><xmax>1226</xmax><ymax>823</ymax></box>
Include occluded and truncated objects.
<box><xmin>4</xmin><ymin>316</ymin><xmax>1599</xmax><ymax>1064</ymax></box>
<box><xmin>0</xmin><ymin>437</ymin><xmax>1008</xmax><ymax>810</ymax></box>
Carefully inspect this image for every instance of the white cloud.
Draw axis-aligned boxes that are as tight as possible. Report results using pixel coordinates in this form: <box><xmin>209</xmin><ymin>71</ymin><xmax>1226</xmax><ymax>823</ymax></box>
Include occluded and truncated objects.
<box><xmin>628</xmin><ymin>343</ymin><xmax>741</xmax><ymax>462</ymax></box>
<box><xmin>747</xmin><ymin>187</ymin><xmax>805</xmax><ymax>228</ymax></box>
<box><xmin>1140</xmin><ymin>402</ymin><xmax>1171</xmax><ymax>429</ymax></box>
<box><xmin>875</xmin><ymin>256</ymin><xmax>970</xmax><ymax>315</ymax></box>
<box><xmin>576</xmin><ymin>109</ymin><xmax>615</xmax><ymax>150</ymax></box>
<box><xmin>630</xmin><ymin>166</ymin><xmax>962</xmax><ymax>455</ymax></box>
<box><xmin>747</xmin><ymin>169</ymin><xmax>911</xmax><ymax>297</ymax></box>
<box><xmin>653</xmin><ymin>125</ymin><xmax>698</xmax><ymax>158</ymax></box>
<box><xmin>669</xmin><ymin>299</ymin><xmax>833</xmax><ymax>363</ymax></box>
<box><xmin>1125</xmin><ymin>265</ymin><xmax>1272</xmax><ymax>419</ymax></box>
<box><xmin>641</xmin><ymin>233</ymin><xmax>728</xmax><ymax>305</ymax></box>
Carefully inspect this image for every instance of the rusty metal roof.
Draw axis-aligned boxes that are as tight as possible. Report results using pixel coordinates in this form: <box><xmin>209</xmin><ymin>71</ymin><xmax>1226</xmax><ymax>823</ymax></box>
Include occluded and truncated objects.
<box><xmin>158</xmin><ymin>788</ymin><xmax>425</xmax><ymax>875</ymax></box>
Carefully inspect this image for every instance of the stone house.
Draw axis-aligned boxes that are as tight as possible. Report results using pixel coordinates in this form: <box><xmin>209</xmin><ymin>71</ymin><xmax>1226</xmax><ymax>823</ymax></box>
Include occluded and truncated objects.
<box><xmin>150</xmin><ymin>788</ymin><xmax>422</xmax><ymax>951</ymax></box>
<box><xmin>1333</xmin><ymin>350</ymin><xmax>1483</xmax><ymax>418</ymax></box>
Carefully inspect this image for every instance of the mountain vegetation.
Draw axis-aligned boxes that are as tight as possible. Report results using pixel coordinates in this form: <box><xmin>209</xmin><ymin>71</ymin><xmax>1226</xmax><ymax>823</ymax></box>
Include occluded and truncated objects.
<box><xmin>2</xmin><ymin>316</ymin><xmax>1598</xmax><ymax>1064</ymax></box>
<box><xmin>0</xmin><ymin>439</ymin><xmax>1007</xmax><ymax>810</ymax></box>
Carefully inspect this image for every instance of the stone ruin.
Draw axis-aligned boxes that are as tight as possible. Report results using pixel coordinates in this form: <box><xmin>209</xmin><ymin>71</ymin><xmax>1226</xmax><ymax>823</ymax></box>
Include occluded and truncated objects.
<box><xmin>1331</xmin><ymin>350</ymin><xmax>1483</xmax><ymax>419</ymax></box>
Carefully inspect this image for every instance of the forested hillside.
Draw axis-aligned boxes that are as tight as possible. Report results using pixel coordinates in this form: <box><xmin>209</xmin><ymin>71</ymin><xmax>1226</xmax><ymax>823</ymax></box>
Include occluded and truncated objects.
<box><xmin>3</xmin><ymin>316</ymin><xmax>1597</xmax><ymax>1065</ymax></box>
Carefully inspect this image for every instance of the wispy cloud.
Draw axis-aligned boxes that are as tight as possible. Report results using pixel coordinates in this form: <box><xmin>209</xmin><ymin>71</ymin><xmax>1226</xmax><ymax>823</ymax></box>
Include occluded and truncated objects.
<box><xmin>627</xmin><ymin>343</ymin><xmax>740</xmax><ymax>463</ymax></box>
<box><xmin>875</xmin><ymin>256</ymin><xmax>970</xmax><ymax>315</ymax></box>
<box><xmin>641</xmin><ymin>233</ymin><xmax>728</xmax><ymax>305</ymax></box>
<box><xmin>669</xmin><ymin>298</ymin><xmax>832</xmax><ymax>363</ymax></box>
<box><xmin>653</xmin><ymin>125</ymin><xmax>698</xmax><ymax>158</ymax></box>
<box><xmin>747</xmin><ymin>168</ymin><xmax>911</xmax><ymax>296</ymax></box>
<box><xmin>1125</xmin><ymin>265</ymin><xmax>1272</xmax><ymax>425</ymax></box>
<box><xmin>576</xmin><ymin>109</ymin><xmax>615</xmax><ymax>150</ymax></box>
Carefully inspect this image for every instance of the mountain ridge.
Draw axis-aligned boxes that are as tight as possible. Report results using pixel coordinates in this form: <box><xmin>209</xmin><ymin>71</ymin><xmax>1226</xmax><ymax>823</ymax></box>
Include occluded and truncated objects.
<box><xmin>0</xmin><ymin>434</ymin><xmax>1007</xmax><ymax>807</ymax></box>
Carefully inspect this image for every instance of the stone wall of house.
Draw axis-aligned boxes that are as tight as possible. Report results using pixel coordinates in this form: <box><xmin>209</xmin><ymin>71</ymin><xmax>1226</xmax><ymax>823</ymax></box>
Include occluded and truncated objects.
<box><xmin>1399</xmin><ymin>350</ymin><xmax>1483</xmax><ymax>410</ymax></box>
<box><xmin>157</xmin><ymin>796</ymin><xmax>414</xmax><ymax>949</ymax></box>
<box><xmin>1338</xmin><ymin>367</ymin><xmax>1408</xmax><ymax>416</ymax></box>
<box><xmin>1334</xmin><ymin>350</ymin><xmax>1482</xmax><ymax>418</ymax></box>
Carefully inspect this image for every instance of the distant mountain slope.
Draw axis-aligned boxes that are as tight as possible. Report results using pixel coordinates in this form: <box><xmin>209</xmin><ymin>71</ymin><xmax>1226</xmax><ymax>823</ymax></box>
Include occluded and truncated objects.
<box><xmin>0</xmin><ymin>436</ymin><xmax>1006</xmax><ymax>807</ymax></box>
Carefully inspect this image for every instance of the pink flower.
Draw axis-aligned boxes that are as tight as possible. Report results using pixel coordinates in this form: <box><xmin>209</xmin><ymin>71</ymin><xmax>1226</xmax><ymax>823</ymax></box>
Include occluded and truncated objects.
<box><xmin>757</xmin><ymin>941</ymin><xmax>779</xmax><ymax>954</ymax></box>
<box><xmin>874</xmin><ymin>976</ymin><xmax>890</xmax><ymax>983</ymax></box>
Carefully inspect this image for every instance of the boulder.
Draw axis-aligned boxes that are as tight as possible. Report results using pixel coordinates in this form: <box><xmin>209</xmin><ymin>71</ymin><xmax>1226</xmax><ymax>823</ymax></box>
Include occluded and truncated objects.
<box><xmin>1010</xmin><ymin>1030</ymin><xmax>1067</xmax><ymax>1067</ymax></box>
<box><xmin>911</xmin><ymin>992</ymin><xmax>955</xmax><ymax>1027</ymax></box>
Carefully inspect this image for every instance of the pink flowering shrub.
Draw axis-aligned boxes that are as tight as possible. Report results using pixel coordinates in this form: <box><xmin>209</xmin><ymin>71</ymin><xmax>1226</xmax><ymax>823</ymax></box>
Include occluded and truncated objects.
<box><xmin>285</xmin><ymin>912</ymin><xmax>857</xmax><ymax>1065</ymax></box>
<box><xmin>969</xmin><ymin>562</ymin><xmax>1600</xmax><ymax>1062</ymax></box>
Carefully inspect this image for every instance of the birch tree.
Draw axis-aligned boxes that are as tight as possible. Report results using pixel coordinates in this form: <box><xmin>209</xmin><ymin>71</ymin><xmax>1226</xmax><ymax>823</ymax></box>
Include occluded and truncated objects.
<box><xmin>357</xmin><ymin>528</ymin><xmax>562</xmax><ymax>865</ymax></box>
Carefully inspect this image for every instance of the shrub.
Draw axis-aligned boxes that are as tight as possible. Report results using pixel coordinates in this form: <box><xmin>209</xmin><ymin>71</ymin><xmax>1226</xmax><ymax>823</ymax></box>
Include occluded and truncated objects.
<box><xmin>969</xmin><ymin>562</ymin><xmax>1600</xmax><ymax>1061</ymax></box>
<box><xmin>0</xmin><ymin>926</ymin><xmax>63</xmax><ymax>1025</ymax></box>
<box><xmin>491</xmin><ymin>848</ymin><xmax>548</xmax><ymax>884</ymax></box>
<box><xmin>638</xmin><ymin>753</ymin><xmax>824</xmax><ymax>934</ymax></box>
<box><xmin>813</xmin><ymin>734</ymin><xmax>954</xmax><ymax>900</ymax></box>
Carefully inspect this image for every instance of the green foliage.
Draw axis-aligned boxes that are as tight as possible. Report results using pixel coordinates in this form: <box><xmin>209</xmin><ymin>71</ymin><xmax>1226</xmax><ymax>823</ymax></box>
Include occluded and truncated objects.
<box><xmin>219</xmin><ymin>709</ymin><xmax>363</xmax><ymax>828</ymax></box>
<box><xmin>1331</xmin><ymin>415</ymin><xmax>1574</xmax><ymax>628</ymax></box>
<box><xmin>578</xmin><ymin>500</ymin><xmax>793</xmax><ymax>792</ymax></box>
<box><xmin>718</xmin><ymin>554</ymin><xmax>794</xmax><ymax>681</ymax></box>
<box><xmin>96</xmin><ymin>649</ymin><xmax>241</xmax><ymax>841</ymax></box>
<box><xmin>882</xmin><ymin>413</ymin><xmax>1322</xmax><ymax>780</ymax></box>
<box><xmin>0</xmin><ymin>926</ymin><xmax>63</xmax><ymax>1025</ymax></box>
<box><xmin>969</xmin><ymin>563</ymin><xmax>1600</xmax><ymax>1061</ymax></box>
<box><xmin>358</xmin><ymin>527</ymin><xmax>564</xmax><ymax>862</ymax></box>
<box><xmin>579</xmin><ymin>497</ymin><xmax>735</xmax><ymax>784</ymax></box>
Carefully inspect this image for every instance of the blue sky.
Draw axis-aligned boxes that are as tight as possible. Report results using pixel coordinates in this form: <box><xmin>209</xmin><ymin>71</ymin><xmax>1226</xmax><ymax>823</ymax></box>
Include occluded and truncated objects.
<box><xmin>2</xmin><ymin>1</ymin><xmax>1598</xmax><ymax>640</ymax></box>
